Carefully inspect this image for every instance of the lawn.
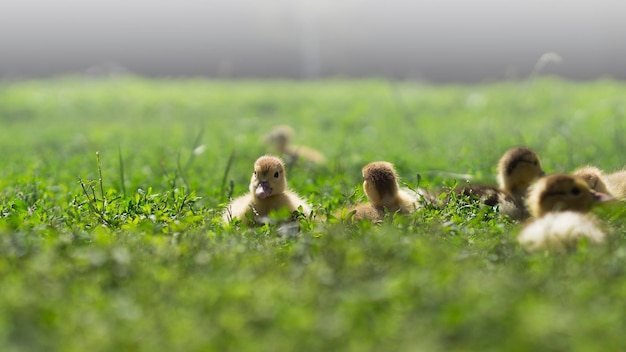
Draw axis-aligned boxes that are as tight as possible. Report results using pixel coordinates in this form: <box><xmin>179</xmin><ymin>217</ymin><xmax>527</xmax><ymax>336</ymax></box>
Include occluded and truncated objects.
<box><xmin>0</xmin><ymin>76</ymin><xmax>625</xmax><ymax>351</ymax></box>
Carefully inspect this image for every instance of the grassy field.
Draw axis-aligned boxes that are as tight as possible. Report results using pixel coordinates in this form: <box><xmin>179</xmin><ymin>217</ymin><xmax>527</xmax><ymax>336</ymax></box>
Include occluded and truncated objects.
<box><xmin>1</xmin><ymin>76</ymin><xmax>626</xmax><ymax>351</ymax></box>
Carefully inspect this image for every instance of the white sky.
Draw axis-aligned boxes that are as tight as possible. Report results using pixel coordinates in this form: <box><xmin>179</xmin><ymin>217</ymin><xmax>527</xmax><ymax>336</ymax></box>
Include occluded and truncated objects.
<box><xmin>1</xmin><ymin>0</ymin><xmax>624</xmax><ymax>80</ymax></box>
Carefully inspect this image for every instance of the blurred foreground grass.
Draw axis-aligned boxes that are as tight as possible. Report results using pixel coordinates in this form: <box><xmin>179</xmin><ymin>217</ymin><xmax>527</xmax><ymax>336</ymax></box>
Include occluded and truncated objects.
<box><xmin>0</xmin><ymin>76</ymin><xmax>626</xmax><ymax>351</ymax></box>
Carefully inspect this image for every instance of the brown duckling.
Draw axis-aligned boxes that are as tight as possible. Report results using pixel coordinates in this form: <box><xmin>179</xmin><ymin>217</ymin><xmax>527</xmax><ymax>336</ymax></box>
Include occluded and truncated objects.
<box><xmin>223</xmin><ymin>155</ymin><xmax>312</xmax><ymax>224</ymax></box>
<box><xmin>518</xmin><ymin>174</ymin><xmax>613</xmax><ymax>251</ymax></box>
<box><xmin>573</xmin><ymin>165</ymin><xmax>626</xmax><ymax>200</ymax></box>
<box><xmin>450</xmin><ymin>147</ymin><xmax>545</xmax><ymax>220</ymax></box>
<box><xmin>264</xmin><ymin>125</ymin><xmax>327</xmax><ymax>165</ymax></box>
<box><xmin>338</xmin><ymin>161</ymin><xmax>418</xmax><ymax>222</ymax></box>
<box><xmin>496</xmin><ymin>147</ymin><xmax>545</xmax><ymax>199</ymax></box>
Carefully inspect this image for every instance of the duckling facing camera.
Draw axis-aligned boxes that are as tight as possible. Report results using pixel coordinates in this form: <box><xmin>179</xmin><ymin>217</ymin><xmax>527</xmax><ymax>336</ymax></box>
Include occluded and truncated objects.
<box><xmin>223</xmin><ymin>155</ymin><xmax>312</xmax><ymax>225</ymax></box>
<box><xmin>518</xmin><ymin>174</ymin><xmax>613</xmax><ymax>252</ymax></box>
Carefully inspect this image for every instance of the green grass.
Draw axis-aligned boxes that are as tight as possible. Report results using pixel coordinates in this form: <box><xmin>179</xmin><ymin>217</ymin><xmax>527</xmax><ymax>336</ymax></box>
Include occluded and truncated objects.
<box><xmin>1</xmin><ymin>76</ymin><xmax>626</xmax><ymax>351</ymax></box>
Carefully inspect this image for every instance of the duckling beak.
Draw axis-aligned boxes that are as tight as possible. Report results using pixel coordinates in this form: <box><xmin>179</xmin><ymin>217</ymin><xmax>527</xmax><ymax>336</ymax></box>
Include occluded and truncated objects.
<box><xmin>255</xmin><ymin>181</ymin><xmax>272</xmax><ymax>199</ymax></box>
<box><xmin>591</xmin><ymin>190</ymin><xmax>614</xmax><ymax>203</ymax></box>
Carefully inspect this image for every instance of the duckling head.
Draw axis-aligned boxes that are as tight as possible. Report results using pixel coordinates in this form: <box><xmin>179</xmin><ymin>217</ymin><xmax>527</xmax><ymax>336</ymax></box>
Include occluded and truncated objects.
<box><xmin>572</xmin><ymin>166</ymin><xmax>611</xmax><ymax>194</ymax></box>
<box><xmin>497</xmin><ymin>147</ymin><xmax>545</xmax><ymax>198</ymax></box>
<box><xmin>526</xmin><ymin>173</ymin><xmax>613</xmax><ymax>218</ymax></box>
<box><xmin>249</xmin><ymin>155</ymin><xmax>287</xmax><ymax>199</ymax></box>
<box><xmin>264</xmin><ymin>125</ymin><xmax>294</xmax><ymax>152</ymax></box>
<box><xmin>362</xmin><ymin>161</ymin><xmax>399</xmax><ymax>207</ymax></box>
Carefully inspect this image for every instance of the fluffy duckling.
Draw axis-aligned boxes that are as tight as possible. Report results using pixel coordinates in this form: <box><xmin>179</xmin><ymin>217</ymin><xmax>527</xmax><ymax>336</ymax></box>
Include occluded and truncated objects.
<box><xmin>264</xmin><ymin>125</ymin><xmax>327</xmax><ymax>165</ymax></box>
<box><xmin>518</xmin><ymin>174</ymin><xmax>613</xmax><ymax>252</ymax></box>
<box><xmin>496</xmin><ymin>147</ymin><xmax>545</xmax><ymax>199</ymax></box>
<box><xmin>362</xmin><ymin>161</ymin><xmax>419</xmax><ymax>214</ymax></box>
<box><xmin>451</xmin><ymin>147</ymin><xmax>545</xmax><ymax>220</ymax></box>
<box><xmin>338</xmin><ymin>161</ymin><xmax>418</xmax><ymax>222</ymax></box>
<box><xmin>223</xmin><ymin>155</ymin><xmax>312</xmax><ymax>224</ymax></box>
<box><xmin>573</xmin><ymin>165</ymin><xmax>626</xmax><ymax>200</ymax></box>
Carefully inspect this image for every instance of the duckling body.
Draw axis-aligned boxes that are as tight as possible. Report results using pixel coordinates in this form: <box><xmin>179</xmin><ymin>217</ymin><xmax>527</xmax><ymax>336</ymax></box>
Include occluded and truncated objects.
<box><xmin>518</xmin><ymin>212</ymin><xmax>606</xmax><ymax>252</ymax></box>
<box><xmin>338</xmin><ymin>161</ymin><xmax>418</xmax><ymax>222</ymax></box>
<box><xmin>224</xmin><ymin>155</ymin><xmax>312</xmax><ymax>224</ymax></box>
<box><xmin>265</xmin><ymin>125</ymin><xmax>327</xmax><ymax>165</ymax></box>
<box><xmin>518</xmin><ymin>174</ymin><xmax>613</xmax><ymax>251</ymax></box>
<box><xmin>340</xmin><ymin>203</ymin><xmax>385</xmax><ymax>222</ymax></box>
<box><xmin>450</xmin><ymin>147</ymin><xmax>544</xmax><ymax>220</ymax></box>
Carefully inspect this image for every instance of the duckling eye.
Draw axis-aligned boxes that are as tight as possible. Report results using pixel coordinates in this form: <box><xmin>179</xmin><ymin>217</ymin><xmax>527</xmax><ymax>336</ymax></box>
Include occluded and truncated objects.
<box><xmin>274</xmin><ymin>171</ymin><xmax>280</xmax><ymax>178</ymax></box>
<box><xmin>533</xmin><ymin>160</ymin><xmax>538</xmax><ymax>166</ymax></box>
<box><xmin>571</xmin><ymin>187</ymin><xmax>581</xmax><ymax>195</ymax></box>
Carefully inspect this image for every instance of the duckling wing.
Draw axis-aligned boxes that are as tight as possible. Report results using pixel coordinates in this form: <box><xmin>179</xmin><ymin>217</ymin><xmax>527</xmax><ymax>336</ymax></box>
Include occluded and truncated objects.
<box><xmin>280</xmin><ymin>190</ymin><xmax>312</xmax><ymax>216</ymax></box>
<box><xmin>223</xmin><ymin>193</ymin><xmax>255</xmax><ymax>223</ymax></box>
<box><xmin>497</xmin><ymin>193</ymin><xmax>528</xmax><ymax>221</ymax></box>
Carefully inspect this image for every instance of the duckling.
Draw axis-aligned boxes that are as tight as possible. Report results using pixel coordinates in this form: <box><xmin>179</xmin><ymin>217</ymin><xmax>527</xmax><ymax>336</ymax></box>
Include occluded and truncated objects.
<box><xmin>573</xmin><ymin>165</ymin><xmax>626</xmax><ymax>200</ymax></box>
<box><xmin>449</xmin><ymin>147</ymin><xmax>545</xmax><ymax>220</ymax></box>
<box><xmin>337</xmin><ymin>161</ymin><xmax>418</xmax><ymax>222</ymax></box>
<box><xmin>496</xmin><ymin>147</ymin><xmax>545</xmax><ymax>199</ymax></box>
<box><xmin>363</xmin><ymin>161</ymin><xmax>419</xmax><ymax>213</ymax></box>
<box><xmin>264</xmin><ymin>125</ymin><xmax>327</xmax><ymax>165</ymax></box>
<box><xmin>518</xmin><ymin>174</ymin><xmax>613</xmax><ymax>252</ymax></box>
<box><xmin>223</xmin><ymin>155</ymin><xmax>312</xmax><ymax>224</ymax></box>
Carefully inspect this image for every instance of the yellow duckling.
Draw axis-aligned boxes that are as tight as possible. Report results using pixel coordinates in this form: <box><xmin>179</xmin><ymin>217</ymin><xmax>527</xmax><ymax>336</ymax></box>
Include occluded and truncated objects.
<box><xmin>518</xmin><ymin>174</ymin><xmax>613</xmax><ymax>252</ymax></box>
<box><xmin>573</xmin><ymin>165</ymin><xmax>626</xmax><ymax>200</ymax></box>
<box><xmin>264</xmin><ymin>125</ymin><xmax>327</xmax><ymax>165</ymax></box>
<box><xmin>338</xmin><ymin>161</ymin><xmax>418</xmax><ymax>222</ymax></box>
<box><xmin>223</xmin><ymin>155</ymin><xmax>312</xmax><ymax>224</ymax></box>
<box><xmin>452</xmin><ymin>147</ymin><xmax>545</xmax><ymax>220</ymax></box>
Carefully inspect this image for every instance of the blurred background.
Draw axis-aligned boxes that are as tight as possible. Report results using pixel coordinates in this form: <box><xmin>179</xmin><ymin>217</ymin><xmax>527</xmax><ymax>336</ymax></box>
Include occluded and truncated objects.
<box><xmin>1</xmin><ymin>0</ymin><xmax>624</xmax><ymax>82</ymax></box>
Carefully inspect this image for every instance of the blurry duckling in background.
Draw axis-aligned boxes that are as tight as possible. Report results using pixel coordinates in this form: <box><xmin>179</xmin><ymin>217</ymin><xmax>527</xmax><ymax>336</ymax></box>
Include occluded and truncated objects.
<box><xmin>450</xmin><ymin>147</ymin><xmax>545</xmax><ymax>220</ymax></box>
<box><xmin>338</xmin><ymin>161</ymin><xmax>418</xmax><ymax>222</ymax></box>
<box><xmin>518</xmin><ymin>174</ymin><xmax>614</xmax><ymax>252</ymax></box>
<box><xmin>223</xmin><ymin>155</ymin><xmax>312</xmax><ymax>225</ymax></box>
<box><xmin>264</xmin><ymin>125</ymin><xmax>327</xmax><ymax>165</ymax></box>
<box><xmin>573</xmin><ymin>165</ymin><xmax>626</xmax><ymax>200</ymax></box>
